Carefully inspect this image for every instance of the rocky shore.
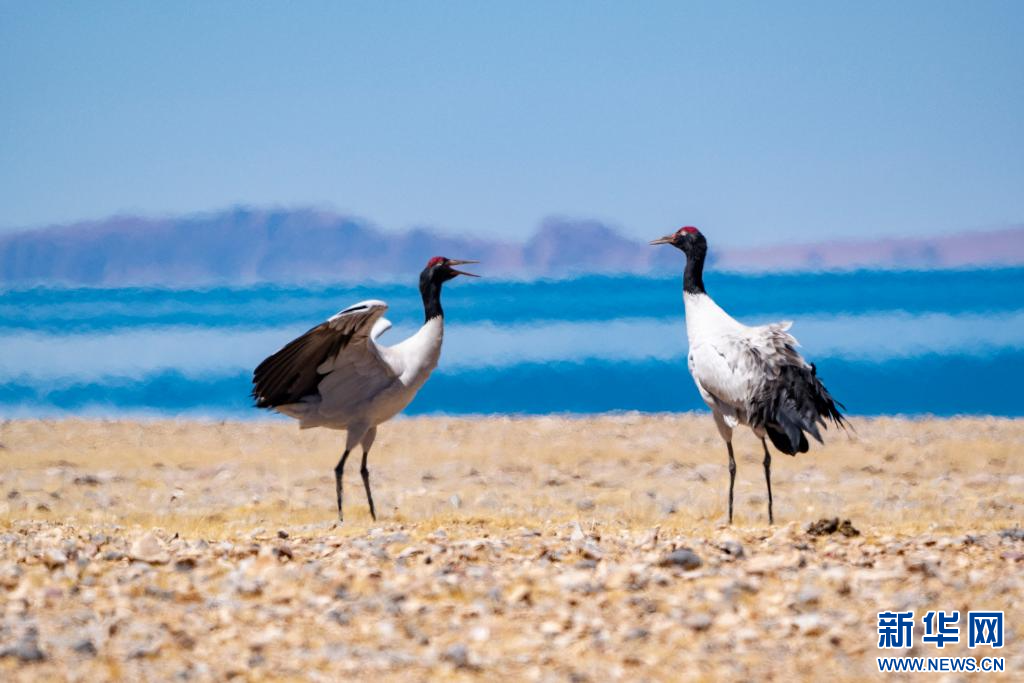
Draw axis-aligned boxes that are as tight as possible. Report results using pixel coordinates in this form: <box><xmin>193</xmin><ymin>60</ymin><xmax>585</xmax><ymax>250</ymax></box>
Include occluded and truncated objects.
<box><xmin>1</xmin><ymin>416</ymin><xmax>1021</xmax><ymax>680</ymax></box>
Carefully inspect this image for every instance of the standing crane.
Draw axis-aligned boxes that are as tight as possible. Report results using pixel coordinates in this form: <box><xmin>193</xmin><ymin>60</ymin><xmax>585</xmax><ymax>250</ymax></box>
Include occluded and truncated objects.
<box><xmin>651</xmin><ymin>227</ymin><xmax>846</xmax><ymax>524</ymax></box>
<box><xmin>252</xmin><ymin>256</ymin><xmax>478</xmax><ymax>521</ymax></box>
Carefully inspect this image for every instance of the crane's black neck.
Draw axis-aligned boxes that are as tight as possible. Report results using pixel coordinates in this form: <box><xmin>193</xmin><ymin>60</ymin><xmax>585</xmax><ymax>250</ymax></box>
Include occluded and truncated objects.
<box><xmin>420</xmin><ymin>274</ymin><xmax>445</xmax><ymax>322</ymax></box>
<box><xmin>683</xmin><ymin>246</ymin><xmax>707</xmax><ymax>295</ymax></box>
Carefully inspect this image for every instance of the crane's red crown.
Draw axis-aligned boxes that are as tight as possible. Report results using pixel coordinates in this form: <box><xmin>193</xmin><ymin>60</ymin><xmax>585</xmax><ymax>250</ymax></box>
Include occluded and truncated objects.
<box><xmin>678</xmin><ymin>226</ymin><xmax>699</xmax><ymax>235</ymax></box>
<box><xmin>426</xmin><ymin>256</ymin><xmax>447</xmax><ymax>268</ymax></box>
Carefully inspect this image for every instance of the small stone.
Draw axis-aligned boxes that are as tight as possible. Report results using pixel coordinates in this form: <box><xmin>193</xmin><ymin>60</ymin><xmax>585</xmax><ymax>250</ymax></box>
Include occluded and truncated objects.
<box><xmin>658</xmin><ymin>548</ymin><xmax>702</xmax><ymax>570</ymax></box>
<box><xmin>906</xmin><ymin>558</ymin><xmax>940</xmax><ymax>577</ymax></box>
<box><xmin>793</xmin><ymin>586</ymin><xmax>822</xmax><ymax>608</ymax></box>
<box><xmin>174</xmin><ymin>558</ymin><xmax>197</xmax><ymax>572</ymax></box>
<box><xmin>127</xmin><ymin>639</ymin><xmax>162</xmax><ymax>659</ymax></box>
<box><xmin>327</xmin><ymin>609</ymin><xmax>350</xmax><ymax>626</ymax></box>
<box><xmin>42</xmin><ymin>548</ymin><xmax>68</xmax><ymax>568</ymax></box>
<box><xmin>576</xmin><ymin>499</ymin><xmax>596</xmax><ymax>511</ymax></box>
<box><xmin>449</xmin><ymin>494</ymin><xmax>462</xmax><ymax>509</ymax></box>
<box><xmin>718</xmin><ymin>540</ymin><xmax>745</xmax><ymax>558</ymax></box>
<box><xmin>539</xmin><ymin>621</ymin><xmax>561</xmax><ymax>636</ymax></box>
<box><xmin>277</xmin><ymin>530</ymin><xmax>289</xmax><ymax>539</ymax></box>
<box><xmin>507</xmin><ymin>584</ymin><xmax>531</xmax><ymax>604</ymax></box>
<box><xmin>441</xmin><ymin>644</ymin><xmax>471</xmax><ymax>669</ymax></box>
<box><xmin>793</xmin><ymin>614</ymin><xmax>826</xmax><ymax>636</ymax></box>
<box><xmin>556</xmin><ymin>570</ymin><xmax>601</xmax><ymax>593</ymax></box>
<box><xmin>686</xmin><ymin>613</ymin><xmax>713</xmax><ymax>631</ymax></box>
<box><xmin>744</xmin><ymin>554</ymin><xmax>790</xmax><ymax>574</ymax></box>
<box><xmin>637</xmin><ymin>526</ymin><xmax>660</xmax><ymax>550</ymax></box>
<box><xmin>129</xmin><ymin>534</ymin><xmax>170</xmax><ymax>564</ymax></box>
<box><xmin>578</xmin><ymin>541</ymin><xmax>603</xmax><ymax>561</ymax></box>
<box><xmin>0</xmin><ymin>628</ymin><xmax>45</xmax><ymax>662</ymax></box>
<box><xmin>397</xmin><ymin>546</ymin><xmax>423</xmax><ymax>561</ymax></box>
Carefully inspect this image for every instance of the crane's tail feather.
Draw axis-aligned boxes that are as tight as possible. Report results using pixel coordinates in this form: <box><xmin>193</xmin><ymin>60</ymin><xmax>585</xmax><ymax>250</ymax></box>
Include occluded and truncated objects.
<box><xmin>766</xmin><ymin>423</ymin><xmax>808</xmax><ymax>455</ymax></box>
<box><xmin>755</xmin><ymin>363</ymin><xmax>847</xmax><ymax>456</ymax></box>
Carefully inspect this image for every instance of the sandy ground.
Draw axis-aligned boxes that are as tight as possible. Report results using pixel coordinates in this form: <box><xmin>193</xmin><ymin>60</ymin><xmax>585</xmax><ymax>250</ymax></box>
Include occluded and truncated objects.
<box><xmin>0</xmin><ymin>414</ymin><xmax>1022</xmax><ymax>681</ymax></box>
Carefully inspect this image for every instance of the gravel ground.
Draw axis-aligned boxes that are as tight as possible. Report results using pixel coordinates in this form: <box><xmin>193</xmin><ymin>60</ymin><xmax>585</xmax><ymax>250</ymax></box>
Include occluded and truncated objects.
<box><xmin>0</xmin><ymin>416</ymin><xmax>1021</xmax><ymax>680</ymax></box>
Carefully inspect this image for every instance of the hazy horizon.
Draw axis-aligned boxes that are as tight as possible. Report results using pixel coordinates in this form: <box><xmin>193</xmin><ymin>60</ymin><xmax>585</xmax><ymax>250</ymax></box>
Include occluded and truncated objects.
<box><xmin>3</xmin><ymin>202</ymin><xmax>1022</xmax><ymax>250</ymax></box>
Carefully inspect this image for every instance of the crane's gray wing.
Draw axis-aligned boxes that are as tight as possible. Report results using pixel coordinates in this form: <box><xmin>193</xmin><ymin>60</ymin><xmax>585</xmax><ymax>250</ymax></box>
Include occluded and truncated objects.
<box><xmin>687</xmin><ymin>322</ymin><xmax>802</xmax><ymax>417</ymax></box>
<box><xmin>252</xmin><ymin>300</ymin><xmax>396</xmax><ymax>409</ymax></box>
<box><xmin>690</xmin><ymin>321</ymin><xmax>846</xmax><ymax>453</ymax></box>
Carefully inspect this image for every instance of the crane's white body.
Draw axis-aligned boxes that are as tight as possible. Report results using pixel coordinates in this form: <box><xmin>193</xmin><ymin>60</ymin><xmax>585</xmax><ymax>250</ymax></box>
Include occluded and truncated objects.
<box><xmin>275</xmin><ymin>300</ymin><xmax>444</xmax><ymax>447</ymax></box>
<box><xmin>683</xmin><ymin>291</ymin><xmax>802</xmax><ymax>439</ymax></box>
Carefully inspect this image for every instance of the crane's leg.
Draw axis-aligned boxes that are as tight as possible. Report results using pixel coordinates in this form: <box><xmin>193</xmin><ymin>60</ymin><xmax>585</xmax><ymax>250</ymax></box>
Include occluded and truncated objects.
<box><xmin>359</xmin><ymin>427</ymin><xmax>378</xmax><ymax>522</ymax></box>
<box><xmin>334</xmin><ymin>449</ymin><xmax>351</xmax><ymax>522</ymax></box>
<box><xmin>712</xmin><ymin>411</ymin><xmax>736</xmax><ymax>525</ymax></box>
<box><xmin>761</xmin><ymin>438</ymin><xmax>774</xmax><ymax>525</ymax></box>
<box><xmin>727</xmin><ymin>442</ymin><xmax>736</xmax><ymax>525</ymax></box>
<box><xmin>334</xmin><ymin>429</ymin><xmax>366</xmax><ymax>522</ymax></box>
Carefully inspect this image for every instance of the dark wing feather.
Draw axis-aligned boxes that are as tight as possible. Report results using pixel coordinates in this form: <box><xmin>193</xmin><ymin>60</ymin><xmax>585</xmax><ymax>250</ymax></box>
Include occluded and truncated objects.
<box><xmin>251</xmin><ymin>303</ymin><xmax>387</xmax><ymax>409</ymax></box>
<box><xmin>754</xmin><ymin>362</ymin><xmax>847</xmax><ymax>456</ymax></box>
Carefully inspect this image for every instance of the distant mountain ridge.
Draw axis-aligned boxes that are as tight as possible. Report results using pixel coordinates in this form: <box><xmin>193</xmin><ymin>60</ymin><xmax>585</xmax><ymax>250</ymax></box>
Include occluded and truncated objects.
<box><xmin>1</xmin><ymin>207</ymin><xmax>1021</xmax><ymax>286</ymax></box>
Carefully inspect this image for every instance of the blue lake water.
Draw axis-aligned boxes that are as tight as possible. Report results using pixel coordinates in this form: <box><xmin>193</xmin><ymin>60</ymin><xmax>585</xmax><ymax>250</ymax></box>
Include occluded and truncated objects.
<box><xmin>2</xmin><ymin>268</ymin><xmax>1022</xmax><ymax>417</ymax></box>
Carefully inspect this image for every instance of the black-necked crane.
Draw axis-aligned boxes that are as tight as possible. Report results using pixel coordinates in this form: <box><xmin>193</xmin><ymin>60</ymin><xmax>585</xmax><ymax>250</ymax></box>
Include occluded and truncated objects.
<box><xmin>651</xmin><ymin>227</ymin><xmax>847</xmax><ymax>524</ymax></box>
<box><xmin>251</xmin><ymin>256</ymin><xmax>478</xmax><ymax>521</ymax></box>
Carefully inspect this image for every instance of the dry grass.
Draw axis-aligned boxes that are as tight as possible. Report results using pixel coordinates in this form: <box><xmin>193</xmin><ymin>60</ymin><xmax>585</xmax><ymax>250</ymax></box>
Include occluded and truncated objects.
<box><xmin>0</xmin><ymin>415</ymin><xmax>1022</xmax><ymax>680</ymax></box>
<box><xmin>2</xmin><ymin>414</ymin><xmax>1021</xmax><ymax>533</ymax></box>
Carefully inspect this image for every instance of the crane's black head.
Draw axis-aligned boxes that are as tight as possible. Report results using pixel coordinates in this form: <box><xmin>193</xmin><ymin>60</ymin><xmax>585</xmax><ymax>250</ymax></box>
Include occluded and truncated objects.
<box><xmin>419</xmin><ymin>256</ymin><xmax>479</xmax><ymax>320</ymax></box>
<box><xmin>650</xmin><ymin>226</ymin><xmax>708</xmax><ymax>293</ymax></box>
<box><xmin>420</xmin><ymin>256</ymin><xmax>479</xmax><ymax>286</ymax></box>
<box><xmin>649</xmin><ymin>226</ymin><xmax>707</xmax><ymax>258</ymax></box>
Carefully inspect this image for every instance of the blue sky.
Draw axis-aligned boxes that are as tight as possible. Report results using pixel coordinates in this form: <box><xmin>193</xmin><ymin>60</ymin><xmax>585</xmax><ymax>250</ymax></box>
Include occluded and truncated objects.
<box><xmin>1</xmin><ymin>1</ymin><xmax>1022</xmax><ymax>246</ymax></box>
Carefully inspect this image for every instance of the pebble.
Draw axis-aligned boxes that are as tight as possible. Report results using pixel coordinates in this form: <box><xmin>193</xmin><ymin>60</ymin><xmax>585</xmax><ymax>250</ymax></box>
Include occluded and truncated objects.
<box><xmin>792</xmin><ymin>586</ymin><xmax>822</xmax><ymax>608</ymax></box>
<box><xmin>129</xmin><ymin>533</ymin><xmax>171</xmax><ymax>564</ymax></box>
<box><xmin>793</xmin><ymin>614</ymin><xmax>826</xmax><ymax>636</ymax></box>
<box><xmin>441</xmin><ymin>644</ymin><xmax>471</xmax><ymax>669</ymax></box>
<box><xmin>42</xmin><ymin>548</ymin><xmax>68</xmax><ymax>568</ymax></box>
<box><xmin>686</xmin><ymin>613</ymin><xmax>713</xmax><ymax>631</ymax></box>
<box><xmin>0</xmin><ymin>628</ymin><xmax>45</xmax><ymax>662</ymax></box>
<box><xmin>658</xmin><ymin>548</ymin><xmax>702</xmax><ymax>570</ymax></box>
<box><xmin>718</xmin><ymin>540</ymin><xmax>745</xmax><ymax>558</ymax></box>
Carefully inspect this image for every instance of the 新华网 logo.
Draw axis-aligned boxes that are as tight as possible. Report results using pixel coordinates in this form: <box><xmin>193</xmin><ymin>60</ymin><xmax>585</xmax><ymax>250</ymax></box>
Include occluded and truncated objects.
<box><xmin>876</xmin><ymin>610</ymin><xmax>1005</xmax><ymax>673</ymax></box>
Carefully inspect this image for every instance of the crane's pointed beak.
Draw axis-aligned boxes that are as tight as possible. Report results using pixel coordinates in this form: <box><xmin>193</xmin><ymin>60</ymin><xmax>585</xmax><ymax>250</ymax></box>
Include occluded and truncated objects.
<box><xmin>649</xmin><ymin>235</ymin><xmax>675</xmax><ymax>245</ymax></box>
<box><xmin>448</xmin><ymin>259</ymin><xmax>480</xmax><ymax>277</ymax></box>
